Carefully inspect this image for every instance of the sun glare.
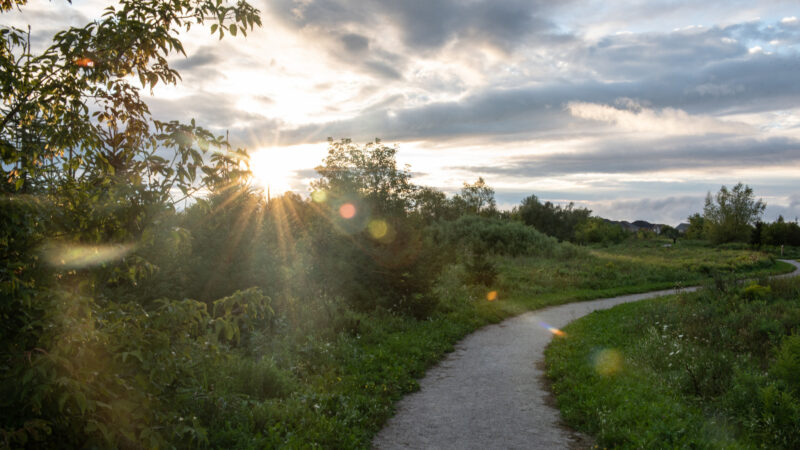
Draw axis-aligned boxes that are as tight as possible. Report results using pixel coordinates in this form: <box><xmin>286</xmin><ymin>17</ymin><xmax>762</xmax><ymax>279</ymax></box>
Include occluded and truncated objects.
<box><xmin>249</xmin><ymin>148</ymin><xmax>297</xmax><ymax>195</ymax></box>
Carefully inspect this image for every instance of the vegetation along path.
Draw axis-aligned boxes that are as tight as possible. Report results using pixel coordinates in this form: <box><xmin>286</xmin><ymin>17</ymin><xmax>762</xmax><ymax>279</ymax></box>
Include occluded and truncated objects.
<box><xmin>372</xmin><ymin>260</ymin><xmax>800</xmax><ymax>449</ymax></box>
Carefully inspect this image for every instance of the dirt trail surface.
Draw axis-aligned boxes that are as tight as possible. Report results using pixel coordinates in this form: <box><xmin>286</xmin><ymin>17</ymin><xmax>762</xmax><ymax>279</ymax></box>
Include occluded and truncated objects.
<box><xmin>373</xmin><ymin>260</ymin><xmax>800</xmax><ymax>450</ymax></box>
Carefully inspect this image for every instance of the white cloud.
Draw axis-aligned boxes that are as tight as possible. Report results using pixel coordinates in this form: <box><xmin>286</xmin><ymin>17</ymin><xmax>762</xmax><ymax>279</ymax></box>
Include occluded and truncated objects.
<box><xmin>566</xmin><ymin>100</ymin><xmax>748</xmax><ymax>135</ymax></box>
<box><xmin>781</xmin><ymin>16</ymin><xmax>797</xmax><ymax>24</ymax></box>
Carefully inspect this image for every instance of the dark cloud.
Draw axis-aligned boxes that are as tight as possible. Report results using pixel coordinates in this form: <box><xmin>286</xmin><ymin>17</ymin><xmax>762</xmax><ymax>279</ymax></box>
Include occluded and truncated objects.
<box><xmin>724</xmin><ymin>19</ymin><xmax>800</xmax><ymax>45</ymax></box>
<box><xmin>269</xmin><ymin>41</ymin><xmax>800</xmax><ymax>144</ymax></box>
<box><xmin>340</xmin><ymin>33</ymin><xmax>369</xmax><ymax>53</ymax></box>
<box><xmin>146</xmin><ymin>93</ymin><xmax>280</xmax><ymax>133</ymax></box>
<box><xmin>577</xmin><ymin>27</ymin><xmax>748</xmax><ymax>79</ymax></box>
<box><xmin>173</xmin><ymin>46</ymin><xmax>223</xmax><ymax>70</ymax></box>
<box><xmin>275</xmin><ymin>85</ymin><xmax>574</xmax><ymax>144</ymax></box>
<box><xmin>267</xmin><ymin>0</ymin><xmax>573</xmax><ymax>52</ymax></box>
<box><xmin>454</xmin><ymin>136</ymin><xmax>800</xmax><ymax>176</ymax></box>
<box><xmin>363</xmin><ymin>60</ymin><xmax>403</xmax><ymax>79</ymax></box>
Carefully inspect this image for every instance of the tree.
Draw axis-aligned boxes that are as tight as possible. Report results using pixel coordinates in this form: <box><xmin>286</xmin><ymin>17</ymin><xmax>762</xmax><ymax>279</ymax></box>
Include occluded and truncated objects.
<box><xmin>2</xmin><ymin>0</ymin><xmax>260</xmax><ymax>204</ymax></box>
<box><xmin>452</xmin><ymin>177</ymin><xmax>497</xmax><ymax>217</ymax></box>
<box><xmin>685</xmin><ymin>213</ymin><xmax>706</xmax><ymax>240</ymax></box>
<box><xmin>515</xmin><ymin>194</ymin><xmax>591</xmax><ymax>242</ymax></box>
<box><xmin>310</xmin><ymin>138</ymin><xmax>441</xmax><ymax>317</ymax></box>
<box><xmin>761</xmin><ymin>216</ymin><xmax>800</xmax><ymax>247</ymax></box>
<box><xmin>660</xmin><ymin>224</ymin><xmax>680</xmax><ymax>244</ymax></box>
<box><xmin>703</xmin><ymin>183</ymin><xmax>766</xmax><ymax>244</ymax></box>
<box><xmin>1</xmin><ymin>2</ymin><xmax>263</xmax><ymax>446</ymax></box>
<box><xmin>312</xmin><ymin>138</ymin><xmax>417</xmax><ymax>216</ymax></box>
<box><xmin>574</xmin><ymin>217</ymin><xmax>627</xmax><ymax>245</ymax></box>
<box><xmin>412</xmin><ymin>186</ymin><xmax>451</xmax><ymax>223</ymax></box>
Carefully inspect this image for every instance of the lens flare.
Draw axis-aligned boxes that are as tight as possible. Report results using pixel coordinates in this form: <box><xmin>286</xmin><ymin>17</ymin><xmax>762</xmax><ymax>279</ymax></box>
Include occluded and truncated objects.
<box><xmin>311</xmin><ymin>190</ymin><xmax>327</xmax><ymax>203</ymax></box>
<box><xmin>594</xmin><ymin>348</ymin><xmax>623</xmax><ymax>376</ymax></box>
<box><xmin>339</xmin><ymin>203</ymin><xmax>356</xmax><ymax>219</ymax></box>
<box><xmin>44</xmin><ymin>243</ymin><xmax>133</xmax><ymax>269</ymax></box>
<box><xmin>368</xmin><ymin>219</ymin><xmax>389</xmax><ymax>239</ymax></box>
<box><xmin>538</xmin><ymin>321</ymin><xmax>566</xmax><ymax>337</ymax></box>
<box><xmin>75</xmin><ymin>57</ymin><xmax>94</xmax><ymax>67</ymax></box>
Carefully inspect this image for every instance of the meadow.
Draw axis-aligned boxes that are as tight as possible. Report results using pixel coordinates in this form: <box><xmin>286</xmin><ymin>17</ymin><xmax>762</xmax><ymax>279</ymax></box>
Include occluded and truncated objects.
<box><xmin>184</xmin><ymin>240</ymin><xmax>786</xmax><ymax>448</ymax></box>
<box><xmin>546</xmin><ymin>260</ymin><xmax>800</xmax><ymax>449</ymax></box>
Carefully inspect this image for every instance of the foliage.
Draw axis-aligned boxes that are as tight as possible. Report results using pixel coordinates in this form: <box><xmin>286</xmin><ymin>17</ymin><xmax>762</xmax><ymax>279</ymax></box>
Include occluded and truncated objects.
<box><xmin>546</xmin><ymin>273</ymin><xmax>800</xmax><ymax>449</ymax></box>
<box><xmin>761</xmin><ymin>216</ymin><xmax>800</xmax><ymax>247</ymax></box>
<box><xmin>312</xmin><ymin>138</ymin><xmax>417</xmax><ymax>216</ymax></box>
<box><xmin>450</xmin><ymin>177</ymin><xmax>498</xmax><ymax>217</ymax></box>
<box><xmin>1</xmin><ymin>0</ymin><xmax>259</xmax><ymax>201</ymax></box>
<box><xmin>430</xmin><ymin>215</ymin><xmax>565</xmax><ymax>258</ymax></box>
<box><xmin>659</xmin><ymin>224</ymin><xmax>680</xmax><ymax>243</ymax></box>
<box><xmin>703</xmin><ymin>183</ymin><xmax>766</xmax><ymax>244</ymax></box>
<box><xmin>0</xmin><ymin>288</ymin><xmax>278</xmax><ymax>448</ymax></box>
<box><xmin>684</xmin><ymin>212</ymin><xmax>707</xmax><ymax>240</ymax></box>
<box><xmin>412</xmin><ymin>186</ymin><xmax>451</xmax><ymax>224</ymax></box>
<box><xmin>309</xmin><ymin>139</ymin><xmax>443</xmax><ymax>317</ymax></box>
<box><xmin>514</xmin><ymin>194</ymin><xmax>591</xmax><ymax>242</ymax></box>
<box><xmin>574</xmin><ymin>217</ymin><xmax>627</xmax><ymax>245</ymax></box>
<box><xmin>1</xmin><ymin>1</ymin><xmax>264</xmax><ymax>447</ymax></box>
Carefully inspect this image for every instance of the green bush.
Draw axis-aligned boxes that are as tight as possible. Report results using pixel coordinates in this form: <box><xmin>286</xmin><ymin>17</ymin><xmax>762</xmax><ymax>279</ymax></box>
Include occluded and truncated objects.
<box><xmin>756</xmin><ymin>385</ymin><xmax>800</xmax><ymax>448</ymax></box>
<box><xmin>220</xmin><ymin>357</ymin><xmax>294</xmax><ymax>400</ymax></box>
<box><xmin>771</xmin><ymin>334</ymin><xmax>800</xmax><ymax>394</ymax></box>
<box><xmin>574</xmin><ymin>217</ymin><xmax>627</xmax><ymax>245</ymax></box>
<box><xmin>429</xmin><ymin>215</ymin><xmax>563</xmax><ymax>257</ymax></box>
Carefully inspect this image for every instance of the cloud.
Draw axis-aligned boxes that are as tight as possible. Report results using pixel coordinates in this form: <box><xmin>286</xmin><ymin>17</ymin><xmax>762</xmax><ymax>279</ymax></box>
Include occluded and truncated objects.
<box><xmin>340</xmin><ymin>33</ymin><xmax>369</xmax><ymax>52</ymax></box>
<box><xmin>576</xmin><ymin>26</ymin><xmax>748</xmax><ymax>79</ymax></box>
<box><xmin>146</xmin><ymin>93</ymin><xmax>280</xmax><ymax>133</ymax></box>
<box><xmin>455</xmin><ymin>136</ymin><xmax>800</xmax><ymax>176</ymax></box>
<box><xmin>566</xmin><ymin>100</ymin><xmax>749</xmax><ymax>135</ymax></box>
<box><xmin>272</xmin><ymin>49</ymin><xmax>800</xmax><ymax>144</ymax></box>
<box><xmin>173</xmin><ymin>46</ymin><xmax>224</xmax><ymax>70</ymax></box>
<box><xmin>363</xmin><ymin>60</ymin><xmax>403</xmax><ymax>79</ymax></box>
<box><xmin>268</xmin><ymin>0</ymin><xmax>572</xmax><ymax>52</ymax></box>
<box><xmin>584</xmin><ymin>196</ymin><xmax>707</xmax><ymax>225</ymax></box>
<box><xmin>274</xmin><ymin>85</ymin><xmax>572</xmax><ymax>144</ymax></box>
<box><xmin>791</xmin><ymin>194</ymin><xmax>800</xmax><ymax>209</ymax></box>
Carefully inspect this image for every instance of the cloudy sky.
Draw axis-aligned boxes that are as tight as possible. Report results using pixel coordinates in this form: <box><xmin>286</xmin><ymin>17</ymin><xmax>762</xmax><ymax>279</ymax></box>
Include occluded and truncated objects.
<box><xmin>11</xmin><ymin>0</ymin><xmax>800</xmax><ymax>224</ymax></box>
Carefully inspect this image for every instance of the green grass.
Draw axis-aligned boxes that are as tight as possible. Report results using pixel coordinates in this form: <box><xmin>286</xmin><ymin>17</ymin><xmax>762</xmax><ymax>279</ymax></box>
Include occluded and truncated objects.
<box><xmin>188</xmin><ymin>241</ymin><xmax>792</xmax><ymax>448</ymax></box>
<box><xmin>545</xmin><ymin>267</ymin><xmax>800</xmax><ymax>449</ymax></box>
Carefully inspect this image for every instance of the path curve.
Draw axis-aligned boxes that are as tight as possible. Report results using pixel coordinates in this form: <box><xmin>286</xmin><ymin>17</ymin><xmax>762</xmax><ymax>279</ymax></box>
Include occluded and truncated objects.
<box><xmin>373</xmin><ymin>260</ymin><xmax>800</xmax><ymax>449</ymax></box>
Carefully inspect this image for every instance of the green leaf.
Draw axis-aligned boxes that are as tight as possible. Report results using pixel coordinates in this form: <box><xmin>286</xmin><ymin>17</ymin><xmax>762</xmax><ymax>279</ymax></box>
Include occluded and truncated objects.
<box><xmin>229</xmin><ymin>24</ymin><xmax>237</xmax><ymax>36</ymax></box>
<box><xmin>58</xmin><ymin>393</ymin><xmax>70</xmax><ymax>412</ymax></box>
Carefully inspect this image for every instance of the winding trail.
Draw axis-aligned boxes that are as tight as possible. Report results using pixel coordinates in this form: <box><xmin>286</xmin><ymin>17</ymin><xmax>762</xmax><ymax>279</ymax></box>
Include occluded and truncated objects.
<box><xmin>373</xmin><ymin>260</ymin><xmax>800</xmax><ymax>450</ymax></box>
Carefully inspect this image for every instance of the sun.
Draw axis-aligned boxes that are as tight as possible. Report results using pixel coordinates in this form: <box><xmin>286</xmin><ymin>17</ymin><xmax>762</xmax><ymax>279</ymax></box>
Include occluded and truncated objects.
<box><xmin>249</xmin><ymin>148</ymin><xmax>296</xmax><ymax>195</ymax></box>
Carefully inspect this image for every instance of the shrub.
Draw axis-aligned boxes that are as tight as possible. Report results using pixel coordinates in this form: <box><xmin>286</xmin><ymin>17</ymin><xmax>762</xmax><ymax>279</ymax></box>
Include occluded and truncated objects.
<box><xmin>429</xmin><ymin>215</ymin><xmax>562</xmax><ymax>257</ymax></box>
<box><xmin>771</xmin><ymin>334</ymin><xmax>800</xmax><ymax>395</ymax></box>
<box><xmin>574</xmin><ymin>217</ymin><xmax>627</xmax><ymax>245</ymax></box>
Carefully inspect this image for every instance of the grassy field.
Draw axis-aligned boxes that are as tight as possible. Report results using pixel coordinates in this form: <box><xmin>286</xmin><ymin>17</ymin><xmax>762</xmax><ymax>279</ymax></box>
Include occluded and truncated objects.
<box><xmin>199</xmin><ymin>240</ymin><xmax>789</xmax><ymax>448</ymax></box>
<box><xmin>545</xmin><ymin>261</ymin><xmax>800</xmax><ymax>449</ymax></box>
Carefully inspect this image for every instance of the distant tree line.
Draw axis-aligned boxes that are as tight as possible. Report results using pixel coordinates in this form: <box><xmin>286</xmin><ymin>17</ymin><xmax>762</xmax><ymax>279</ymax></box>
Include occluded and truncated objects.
<box><xmin>684</xmin><ymin>182</ymin><xmax>799</xmax><ymax>249</ymax></box>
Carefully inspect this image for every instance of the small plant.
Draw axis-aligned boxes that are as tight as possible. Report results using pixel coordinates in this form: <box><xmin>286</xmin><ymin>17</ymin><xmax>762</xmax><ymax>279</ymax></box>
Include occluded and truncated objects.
<box><xmin>743</xmin><ymin>283</ymin><xmax>772</xmax><ymax>300</ymax></box>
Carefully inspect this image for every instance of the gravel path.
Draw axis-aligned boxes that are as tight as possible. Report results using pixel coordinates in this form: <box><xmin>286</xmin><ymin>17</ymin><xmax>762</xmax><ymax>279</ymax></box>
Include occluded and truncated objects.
<box><xmin>373</xmin><ymin>260</ymin><xmax>800</xmax><ymax>450</ymax></box>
